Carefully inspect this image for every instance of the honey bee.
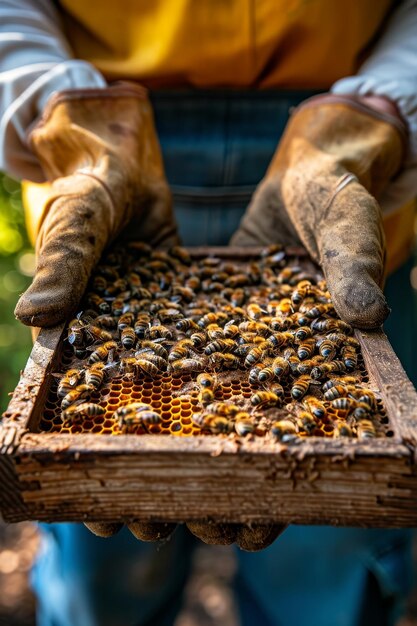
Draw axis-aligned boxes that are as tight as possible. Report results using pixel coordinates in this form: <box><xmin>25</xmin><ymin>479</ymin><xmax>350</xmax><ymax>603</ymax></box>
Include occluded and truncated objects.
<box><xmin>206</xmin><ymin>402</ymin><xmax>240</xmax><ymax>417</ymax></box>
<box><xmin>168</xmin><ymin>245</ymin><xmax>192</xmax><ymax>265</ymax></box>
<box><xmin>116</xmin><ymin>403</ymin><xmax>161</xmax><ymax>432</ymax></box>
<box><xmin>223</xmin><ymin>322</ymin><xmax>240</xmax><ymax>339</ymax></box>
<box><xmin>189</xmin><ymin>332</ymin><xmax>208</xmax><ymax>351</ymax></box>
<box><xmin>312</xmin><ymin>319</ymin><xmax>353</xmax><ymax>334</ymax></box>
<box><xmin>117</xmin><ymin>312</ymin><xmax>135</xmax><ymax>331</ymax></box>
<box><xmin>248</xmin><ymin>364</ymin><xmax>263</xmax><ymax>385</ymax></box>
<box><xmin>234</xmin><ymin>415</ymin><xmax>255</xmax><ymax>437</ymax></box>
<box><xmin>266</xmin><ymin>332</ymin><xmax>294</xmax><ymax>350</ymax></box>
<box><xmin>297</xmin><ymin>338</ymin><xmax>316</xmax><ymax>360</ymax></box>
<box><xmin>247</xmin><ymin>303</ymin><xmax>267</xmax><ymax>320</ymax></box>
<box><xmin>322</xmin><ymin>376</ymin><xmax>359</xmax><ymax>391</ymax></box>
<box><xmin>88</xmin><ymin>341</ymin><xmax>118</xmax><ymax>364</ymax></box>
<box><xmin>204</xmin><ymin>338</ymin><xmax>236</xmax><ymax>355</ymax></box>
<box><xmin>135</xmin><ymin>352</ymin><xmax>167</xmax><ymax>372</ymax></box>
<box><xmin>84</xmin><ymin>362</ymin><xmax>106</xmax><ymax>390</ymax></box>
<box><xmin>62</xmin><ymin>402</ymin><xmax>105</xmax><ymax>423</ymax></box>
<box><xmin>270</xmin><ymin>317</ymin><xmax>292</xmax><ymax>331</ymax></box>
<box><xmin>175</xmin><ymin>318</ymin><xmax>198</xmax><ymax>332</ymax></box>
<box><xmin>239</xmin><ymin>321</ymin><xmax>269</xmax><ymax>336</ymax></box>
<box><xmin>294</xmin><ymin>326</ymin><xmax>313</xmax><ymax>341</ymax></box>
<box><xmin>147</xmin><ymin>325</ymin><xmax>175</xmax><ymax>340</ymax></box>
<box><xmin>295</xmin><ymin>410</ymin><xmax>317</xmax><ymax>434</ymax></box>
<box><xmin>105</xmin><ymin>278</ymin><xmax>128</xmax><ymax>297</ymax></box>
<box><xmin>198</xmin><ymin>312</ymin><xmax>228</xmax><ymax>328</ymax></box>
<box><xmin>170</xmin><ymin>357</ymin><xmax>207</xmax><ymax>373</ymax></box>
<box><xmin>111</xmin><ymin>297</ymin><xmax>125</xmax><ymax>317</ymax></box>
<box><xmin>341</xmin><ymin>346</ymin><xmax>358</xmax><ymax>370</ymax></box>
<box><xmin>225</xmin><ymin>274</ymin><xmax>249</xmax><ymax>288</ymax></box>
<box><xmin>352</xmin><ymin>403</ymin><xmax>372</xmax><ymax>420</ymax></box>
<box><xmin>291</xmin><ymin>280</ymin><xmax>313</xmax><ymax>306</ymax></box>
<box><xmin>317</xmin><ymin>338</ymin><xmax>337</xmax><ymax>360</ymax></box>
<box><xmin>356</xmin><ymin>419</ymin><xmax>376</xmax><ymax>440</ymax></box>
<box><xmin>197</xmin><ymin>373</ymin><xmax>217</xmax><ymax>389</ymax></box>
<box><xmin>323</xmin><ymin>385</ymin><xmax>348</xmax><ymax>401</ymax></box>
<box><xmin>271</xmin><ymin>419</ymin><xmax>298</xmax><ymax>442</ymax></box>
<box><xmin>354</xmin><ymin>390</ymin><xmax>378</xmax><ymax>412</ymax></box>
<box><xmin>244</xmin><ymin>347</ymin><xmax>264</xmax><ymax>368</ymax></box>
<box><xmin>92</xmin><ymin>275</ymin><xmax>107</xmax><ymax>293</ymax></box>
<box><xmin>251</xmin><ymin>391</ymin><xmax>281</xmax><ymax>409</ymax></box>
<box><xmin>134</xmin><ymin>358</ymin><xmax>162</xmax><ymax>378</ymax></box>
<box><xmin>56</xmin><ymin>368</ymin><xmax>83</xmax><ymax>398</ymax></box>
<box><xmin>271</xmin><ymin>357</ymin><xmax>291</xmax><ymax>379</ymax></box>
<box><xmin>95</xmin><ymin>314</ymin><xmax>118</xmax><ymax>329</ymax></box>
<box><xmin>302</xmin><ymin>396</ymin><xmax>326</xmax><ymax>420</ymax></box>
<box><xmin>291</xmin><ymin>375</ymin><xmax>314</xmax><ymax>400</ymax></box>
<box><xmin>258</xmin><ymin>364</ymin><xmax>275</xmax><ymax>383</ymax></box>
<box><xmin>192</xmin><ymin>412</ymin><xmax>234</xmax><ymax>434</ymax></box>
<box><xmin>334</xmin><ymin>421</ymin><xmax>353</xmax><ymax>438</ymax></box>
<box><xmin>86</xmin><ymin>293</ymin><xmax>110</xmax><ymax>313</ymax></box>
<box><xmin>311</xmin><ymin>361</ymin><xmax>347</xmax><ymax>380</ymax></box>
<box><xmin>134</xmin><ymin>314</ymin><xmax>151</xmax><ymax>338</ymax></box>
<box><xmin>205</xmin><ymin>324</ymin><xmax>224</xmax><ymax>340</ymax></box>
<box><xmin>331</xmin><ymin>397</ymin><xmax>359</xmax><ymax>413</ymax></box>
<box><xmin>303</xmin><ymin>303</ymin><xmax>335</xmax><ymax>319</ymax></box>
<box><xmin>67</xmin><ymin>317</ymin><xmax>85</xmax><ymax>346</ymax></box>
<box><xmin>61</xmin><ymin>383</ymin><xmax>94</xmax><ymax>409</ymax></box>
<box><xmin>169</xmin><ymin>339</ymin><xmax>194</xmax><ymax>361</ymax></box>
<box><xmin>277</xmin><ymin>267</ymin><xmax>299</xmax><ymax>284</ymax></box>
<box><xmin>198</xmin><ymin>388</ymin><xmax>215</xmax><ymax>405</ymax></box>
<box><xmin>296</xmin><ymin>356</ymin><xmax>324</xmax><ymax>375</ymax></box>
<box><xmin>209</xmin><ymin>352</ymin><xmax>240</xmax><ymax>369</ymax></box>
<box><xmin>120</xmin><ymin>327</ymin><xmax>136</xmax><ymax>349</ymax></box>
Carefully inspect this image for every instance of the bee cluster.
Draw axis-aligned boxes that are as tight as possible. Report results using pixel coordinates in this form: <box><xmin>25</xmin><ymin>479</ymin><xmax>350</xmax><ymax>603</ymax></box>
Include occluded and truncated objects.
<box><xmin>47</xmin><ymin>243</ymin><xmax>387</xmax><ymax>441</ymax></box>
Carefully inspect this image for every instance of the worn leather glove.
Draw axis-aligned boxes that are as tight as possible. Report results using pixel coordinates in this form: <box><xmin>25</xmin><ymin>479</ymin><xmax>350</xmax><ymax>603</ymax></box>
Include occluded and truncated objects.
<box><xmin>232</xmin><ymin>94</ymin><xmax>407</xmax><ymax>329</ymax></box>
<box><xmin>15</xmin><ymin>82</ymin><xmax>178</xmax><ymax>327</ymax></box>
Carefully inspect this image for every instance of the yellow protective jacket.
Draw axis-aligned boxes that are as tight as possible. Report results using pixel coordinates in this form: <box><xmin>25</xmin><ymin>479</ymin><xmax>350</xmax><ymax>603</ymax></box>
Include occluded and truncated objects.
<box><xmin>24</xmin><ymin>0</ymin><xmax>414</xmax><ymax>273</ymax></box>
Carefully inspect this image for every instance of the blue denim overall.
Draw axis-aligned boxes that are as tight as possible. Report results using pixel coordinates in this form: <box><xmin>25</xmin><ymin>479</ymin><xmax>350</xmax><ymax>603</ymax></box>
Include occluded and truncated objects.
<box><xmin>33</xmin><ymin>91</ymin><xmax>416</xmax><ymax>626</ymax></box>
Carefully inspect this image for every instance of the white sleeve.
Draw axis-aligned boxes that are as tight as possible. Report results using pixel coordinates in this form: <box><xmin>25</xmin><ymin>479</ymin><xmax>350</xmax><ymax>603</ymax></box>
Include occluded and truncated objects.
<box><xmin>0</xmin><ymin>0</ymin><xmax>106</xmax><ymax>182</ymax></box>
<box><xmin>331</xmin><ymin>0</ymin><xmax>417</xmax><ymax>213</ymax></box>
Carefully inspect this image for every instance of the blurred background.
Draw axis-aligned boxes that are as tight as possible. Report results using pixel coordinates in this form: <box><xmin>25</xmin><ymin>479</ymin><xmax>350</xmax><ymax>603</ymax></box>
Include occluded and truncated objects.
<box><xmin>0</xmin><ymin>175</ymin><xmax>417</xmax><ymax>625</ymax></box>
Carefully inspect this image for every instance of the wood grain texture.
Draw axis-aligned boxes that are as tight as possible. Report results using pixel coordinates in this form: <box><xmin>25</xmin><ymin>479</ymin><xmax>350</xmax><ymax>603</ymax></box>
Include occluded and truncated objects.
<box><xmin>2</xmin><ymin>248</ymin><xmax>417</xmax><ymax>525</ymax></box>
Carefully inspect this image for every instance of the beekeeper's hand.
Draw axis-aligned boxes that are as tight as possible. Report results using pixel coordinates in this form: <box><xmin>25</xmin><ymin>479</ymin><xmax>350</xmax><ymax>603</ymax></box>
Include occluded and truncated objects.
<box><xmin>14</xmin><ymin>82</ymin><xmax>178</xmax><ymax>327</ymax></box>
<box><xmin>232</xmin><ymin>95</ymin><xmax>407</xmax><ymax>329</ymax></box>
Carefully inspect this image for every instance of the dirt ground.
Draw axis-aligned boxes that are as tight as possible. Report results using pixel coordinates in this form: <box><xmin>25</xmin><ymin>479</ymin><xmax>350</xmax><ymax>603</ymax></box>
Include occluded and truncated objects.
<box><xmin>1</xmin><ymin>521</ymin><xmax>417</xmax><ymax>626</ymax></box>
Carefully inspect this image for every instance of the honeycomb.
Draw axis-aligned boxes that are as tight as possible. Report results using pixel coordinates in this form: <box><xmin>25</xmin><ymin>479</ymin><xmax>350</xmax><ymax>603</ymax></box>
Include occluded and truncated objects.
<box><xmin>38</xmin><ymin>244</ymin><xmax>391</xmax><ymax>441</ymax></box>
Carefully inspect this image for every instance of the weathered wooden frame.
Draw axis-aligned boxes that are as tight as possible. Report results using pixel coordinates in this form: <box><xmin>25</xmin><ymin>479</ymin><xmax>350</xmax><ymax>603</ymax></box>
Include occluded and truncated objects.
<box><xmin>2</xmin><ymin>248</ymin><xmax>417</xmax><ymax>527</ymax></box>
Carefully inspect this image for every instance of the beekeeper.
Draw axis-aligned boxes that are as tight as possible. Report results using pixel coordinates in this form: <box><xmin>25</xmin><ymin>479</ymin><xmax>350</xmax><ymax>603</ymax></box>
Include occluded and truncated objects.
<box><xmin>1</xmin><ymin>1</ymin><xmax>417</xmax><ymax>625</ymax></box>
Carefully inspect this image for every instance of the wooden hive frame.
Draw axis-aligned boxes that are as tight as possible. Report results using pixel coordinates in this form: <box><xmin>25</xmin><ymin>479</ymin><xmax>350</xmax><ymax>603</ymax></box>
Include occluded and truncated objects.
<box><xmin>2</xmin><ymin>247</ymin><xmax>417</xmax><ymax>527</ymax></box>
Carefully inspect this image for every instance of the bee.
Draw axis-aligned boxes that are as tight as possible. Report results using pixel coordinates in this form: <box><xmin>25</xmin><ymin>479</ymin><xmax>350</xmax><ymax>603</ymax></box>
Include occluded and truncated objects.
<box><xmin>266</xmin><ymin>332</ymin><xmax>294</xmax><ymax>350</ymax></box>
<box><xmin>92</xmin><ymin>275</ymin><xmax>107</xmax><ymax>293</ymax></box>
<box><xmin>317</xmin><ymin>339</ymin><xmax>337</xmax><ymax>361</ymax></box>
<box><xmin>95</xmin><ymin>314</ymin><xmax>118</xmax><ymax>329</ymax></box>
<box><xmin>303</xmin><ymin>303</ymin><xmax>335</xmax><ymax>319</ymax></box>
<box><xmin>341</xmin><ymin>346</ymin><xmax>358</xmax><ymax>370</ymax></box>
<box><xmin>198</xmin><ymin>312</ymin><xmax>228</xmax><ymax>328</ymax></box>
<box><xmin>291</xmin><ymin>280</ymin><xmax>313</xmax><ymax>307</ymax></box>
<box><xmin>134</xmin><ymin>314</ymin><xmax>151</xmax><ymax>338</ymax></box>
<box><xmin>135</xmin><ymin>352</ymin><xmax>167</xmax><ymax>372</ymax></box>
<box><xmin>311</xmin><ymin>361</ymin><xmax>347</xmax><ymax>380</ymax></box>
<box><xmin>352</xmin><ymin>403</ymin><xmax>373</xmax><ymax>420</ymax></box>
<box><xmin>118</xmin><ymin>312</ymin><xmax>135</xmax><ymax>331</ymax></box>
<box><xmin>67</xmin><ymin>317</ymin><xmax>85</xmax><ymax>346</ymax></box>
<box><xmin>84</xmin><ymin>362</ymin><xmax>106</xmax><ymax>390</ymax></box>
<box><xmin>121</xmin><ymin>327</ymin><xmax>136</xmax><ymax>349</ymax></box>
<box><xmin>170</xmin><ymin>357</ymin><xmax>207</xmax><ymax>373</ymax></box>
<box><xmin>295</xmin><ymin>410</ymin><xmax>317</xmax><ymax>434</ymax></box>
<box><xmin>171</xmin><ymin>286</ymin><xmax>195</xmax><ymax>303</ymax></box>
<box><xmin>126</xmin><ymin>271</ymin><xmax>142</xmax><ymax>289</ymax></box>
<box><xmin>296</xmin><ymin>356</ymin><xmax>324</xmax><ymax>375</ymax></box>
<box><xmin>251</xmin><ymin>391</ymin><xmax>281</xmax><ymax>409</ymax></box>
<box><xmin>294</xmin><ymin>326</ymin><xmax>313</xmax><ymax>341</ymax></box>
<box><xmin>234</xmin><ymin>415</ymin><xmax>255</xmax><ymax>437</ymax></box>
<box><xmin>303</xmin><ymin>396</ymin><xmax>326</xmax><ymax>420</ymax></box>
<box><xmin>323</xmin><ymin>385</ymin><xmax>349</xmax><ymax>401</ymax></box>
<box><xmin>277</xmin><ymin>267</ymin><xmax>299</xmax><ymax>284</ymax></box>
<box><xmin>111</xmin><ymin>297</ymin><xmax>125</xmax><ymax>317</ymax></box>
<box><xmin>322</xmin><ymin>376</ymin><xmax>359</xmax><ymax>391</ymax></box>
<box><xmin>61</xmin><ymin>383</ymin><xmax>94</xmax><ymax>409</ymax></box>
<box><xmin>169</xmin><ymin>339</ymin><xmax>194</xmax><ymax>361</ymax></box>
<box><xmin>225</xmin><ymin>274</ymin><xmax>249</xmax><ymax>288</ymax></box>
<box><xmin>138</xmin><ymin>340</ymin><xmax>169</xmax><ymax>360</ymax></box>
<box><xmin>291</xmin><ymin>375</ymin><xmax>314</xmax><ymax>400</ymax></box>
<box><xmin>206</xmin><ymin>402</ymin><xmax>240</xmax><ymax>417</ymax></box>
<box><xmin>192</xmin><ymin>412</ymin><xmax>234</xmax><ymax>434</ymax></box>
<box><xmin>189</xmin><ymin>331</ymin><xmax>207</xmax><ymax>349</ymax></box>
<box><xmin>271</xmin><ymin>419</ymin><xmax>298</xmax><ymax>442</ymax></box>
<box><xmin>198</xmin><ymin>388</ymin><xmax>215</xmax><ymax>405</ymax></box>
<box><xmin>239</xmin><ymin>321</ymin><xmax>269</xmax><ymax>336</ymax></box>
<box><xmin>270</xmin><ymin>317</ymin><xmax>293</xmax><ymax>331</ymax></box>
<box><xmin>206</xmin><ymin>324</ymin><xmax>225</xmax><ymax>340</ymax></box>
<box><xmin>223</xmin><ymin>322</ymin><xmax>240</xmax><ymax>339</ymax></box>
<box><xmin>135</xmin><ymin>358</ymin><xmax>162</xmax><ymax>379</ymax></box>
<box><xmin>271</xmin><ymin>357</ymin><xmax>291</xmax><ymax>379</ymax></box>
<box><xmin>244</xmin><ymin>347</ymin><xmax>265</xmax><ymax>368</ymax></box>
<box><xmin>56</xmin><ymin>368</ymin><xmax>83</xmax><ymax>398</ymax></box>
<box><xmin>147</xmin><ymin>325</ymin><xmax>175</xmax><ymax>340</ymax></box>
<box><xmin>88</xmin><ymin>341</ymin><xmax>118</xmax><ymax>364</ymax></box>
<box><xmin>297</xmin><ymin>338</ymin><xmax>316</xmax><ymax>360</ymax></box>
<box><xmin>312</xmin><ymin>318</ymin><xmax>353</xmax><ymax>334</ymax></box>
<box><xmin>247</xmin><ymin>303</ymin><xmax>266</xmax><ymax>320</ymax></box>
<box><xmin>353</xmin><ymin>390</ymin><xmax>378</xmax><ymax>412</ymax></box>
<box><xmin>249</xmin><ymin>364</ymin><xmax>263</xmax><ymax>385</ymax></box>
<box><xmin>258</xmin><ymin>364</ymin><xmax>275</xmax><ymax>383</ymax></box>
<box><xmin>209</xmin><ymin>353</ymin><xmax>240</xmax><ymax>370</ymax></box>
<box><xmin>331</xmin><ymin>397</ymin><xmax>359</xmax><ymax>413</ymax></box>
<box><xmin>356</xmin><ymin>419</ymin><xmax>376</xmax><ymax>440</ymax></box>
<box><xmin>176</xmin><ymin>318</ymin><xmax>199</xmax><ymax>332</ymax></box>
<box><xmin>86</xmin><ymin>293</ymin><xmax>110</xmax><ymax>313</ymax></box>
<box><xmin>116</xmin><ymin>403</ymin><xmax>161</xmax><ymax>432</ymax></box>
<box><xmin>204</xmin><ymin>338</ymin><xmax>236</xmax><ymax>355</ymax></box>
<box><xmin>185</xmin><ymin>276</ymin><xmax>201</xmax><ymax>291</ymax></box>
<box><xmin>62</xmin><ymin>402</ymin><xmax>105</xmax><ymax>423</ymax></box>
<box><xmin>334</xmin><ymin>421</ymin><xmax>353</xmax><ymax>438</ymax></box>
<box><xmin>197</xmin><ymin>373</ymin><xmax>217</xmax><ymax>389</ymax></box>
<box><xmin>105</xmin><ymin>278</ymin><xmax>128</xmax><ymax>297</ymax></box>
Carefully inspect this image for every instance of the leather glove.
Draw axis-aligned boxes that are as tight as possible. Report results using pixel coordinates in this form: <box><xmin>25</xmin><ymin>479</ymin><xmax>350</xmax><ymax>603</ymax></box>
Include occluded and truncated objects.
<box><xmin>15</xmin><ymin>82</ymin><xmax>179</xmax><ymax>541</ymax></box>
<box><xmin>231</xmin><ymin>94</ymin><xmax>407</xmax><ymax>329</ymax></box>
<box><xmin>15</xmin><ymin>82</ymin><xmax>178</xmax><ymax>327</ymax></box>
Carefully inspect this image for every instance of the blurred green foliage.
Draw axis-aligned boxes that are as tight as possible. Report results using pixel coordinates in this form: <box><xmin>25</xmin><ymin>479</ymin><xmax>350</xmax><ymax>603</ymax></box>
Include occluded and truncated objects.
<box><xmin>0</xmin><ymin>174</ymin><xmax>34</xmax><ymax>412</ymax></box>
